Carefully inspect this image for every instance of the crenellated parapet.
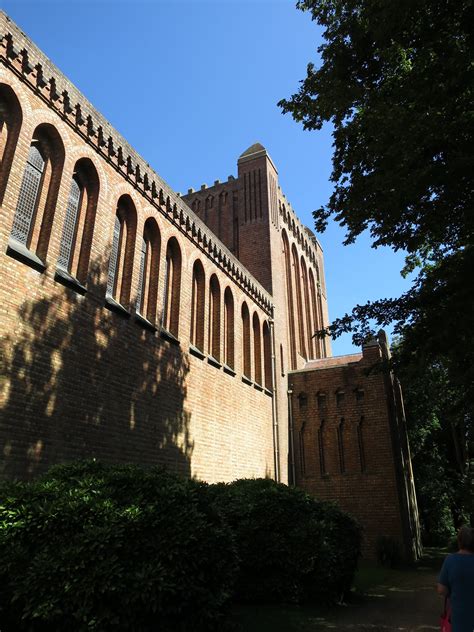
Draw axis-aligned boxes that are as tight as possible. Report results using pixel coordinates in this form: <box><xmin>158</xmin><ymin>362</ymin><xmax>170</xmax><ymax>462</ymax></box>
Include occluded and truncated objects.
<box><xmin>277</xmin><ymin>188</ymin><xmax>323</xmax><ymax>267</ymax></box>
<box><xmin>0</xmin><ymin>12</ymin><xmax>272</xmax><ymax>315</ymax></box>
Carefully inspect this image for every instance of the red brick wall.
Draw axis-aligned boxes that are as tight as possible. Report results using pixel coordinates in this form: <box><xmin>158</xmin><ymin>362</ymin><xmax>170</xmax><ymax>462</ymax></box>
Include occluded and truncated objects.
<box><xmin>289</xmin><ymin>341</ymin><xmax>421</xmax><ymax>559</ymax></box>
<box><xmin>0</xmin><ymin>17</ymin><xmax>275</xmax><ymax>482</ymax></box>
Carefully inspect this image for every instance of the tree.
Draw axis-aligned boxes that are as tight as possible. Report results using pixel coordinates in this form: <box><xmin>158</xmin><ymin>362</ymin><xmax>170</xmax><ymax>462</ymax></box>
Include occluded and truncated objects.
<box><xmin>279</xmin><ymin>0</ymin><xmax>473</xmax><ymax>526</ymax></box>
<box><xmin>278</xmin><ymin>0</ymin><xmax>474</xmax><ymax>432</ymax></box>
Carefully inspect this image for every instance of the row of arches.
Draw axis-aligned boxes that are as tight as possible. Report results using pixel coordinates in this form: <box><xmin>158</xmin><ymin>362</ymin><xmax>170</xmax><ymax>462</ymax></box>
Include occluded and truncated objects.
<box><xmin>190</xmin><ymin>260</ymin><xmax>272</xmax><ymax>389</ymax></box>
<box><xmin>0</xmin><ymin>84</ymin><xmax>273</xmax><ymax>387</ymax></box>
<box><xmin>282</xmin><ymin>229</ymin><xmax>326</xmax><ymax>367</ymax></box>
<box><xmin>299</xmin><ymin>416</ymin><xmax>367</xmax><ymax>478</ymax></box>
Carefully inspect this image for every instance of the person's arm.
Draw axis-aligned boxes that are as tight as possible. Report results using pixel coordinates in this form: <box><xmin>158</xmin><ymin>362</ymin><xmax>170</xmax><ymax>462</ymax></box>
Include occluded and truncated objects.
<box><xmin>437</xmin><ymin>556</ymin><xmax>450</xmax><ymax>596</ymax></box>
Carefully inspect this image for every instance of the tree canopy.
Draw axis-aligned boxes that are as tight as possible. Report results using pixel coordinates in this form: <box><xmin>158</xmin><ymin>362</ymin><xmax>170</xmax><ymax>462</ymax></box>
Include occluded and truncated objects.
<box><xmin>279</xmin><ymin>0</ymin><xmax>474</xmax><ymax>415</ymax></box>
<box><xmin>279</xmin><ymin>0</ymin><xmax>474</xmax><ymax>520</ymax></box>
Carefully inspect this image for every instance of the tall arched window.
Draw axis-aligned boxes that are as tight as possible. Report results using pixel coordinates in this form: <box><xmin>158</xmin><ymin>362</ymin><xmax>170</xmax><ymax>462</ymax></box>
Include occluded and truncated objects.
<box><xmin>253</xmin><ymin>312</ymin><xmax>262</xmax><ymax>385</ymax></box>
<box><xmin>337</xmin><ymin>418</ymin><xmax>345</xmax><ymax>473</ymax></box>
<box><xmin>10</xmin><ymin>123</ymin><xmax>65</xmax><ymax>261</ymax></box>
<box><xmin>57</xmin><ymin>158</ymin><xmax>99</xmax><ymax>284</ymax></box>
<box><xmin>309</xmin><ymin>268</ymin><xmax>321</xmax><ymax>359</ymax></box>
<box><xmin>162</xmin><ymin>237</ymin><xmax>181</xmax><ymax>337</ymax></box>
<box><xmin>190</xmin><ymin>260</ymin><xmax>205</xmax><ymax>351</ymax></box>
<box><xmin>301</xmin><ymin>257</ymin><xmax>313</xmax><ymax>359</ymax></box>
<box><xmin>282</xmin><ymin>231</ymin><xmax>296</xmax><ymax>369</ymax></box>
<box><xmin>292</xmin><ymin>244</ymin><xmax>306</xmax><ymax>359</ymax></box>
<box><xmin>263</xmin><ymin>321</ymin><xmax>272</xmax><ymax>391</ymax></box>
<box><xmin>358</xmin><ymin>416</ymin><xmax>366</xmax><ymax>472</ymax></box>
<box><xmin>106</xmin><ymin>195</ymin><xmax>137</xmax><ymax>306</ymax></box>
<box><xmin>241</xmin><ymin>302</ymin><xmax>251</xmax><ymax>379</ymax></box>
<box><xmin>136</xmin><ymin>218</ymin><xmax>160</xmax><ymax>323</ymax></box>
<box><xmin>209</xmin><ymin>274</ymin><xmax>221</xmax><ymax>361</ymax></box>
<box><xmin>224</xmin><ymin>287</ymin><xmax>234</xmax><ymax>368</ymax></box>
<box><xmin>316</xmin><ymin>264</ymin><xmax>327</xmax><ymax>357</ymax></box>
<box><xmin>0</xmin><ymin>84</ymin><xmax>22</xmax><ymax>206</ymax></box>
<box><xmin>299</xmin><ymin>422</ymin><xmax>306</xmax><ymax>477</ymax></box>
<box><xmin>318</xmin><ymin>420</ymin><xmax>327</xmax><ymax>476</ymax></box>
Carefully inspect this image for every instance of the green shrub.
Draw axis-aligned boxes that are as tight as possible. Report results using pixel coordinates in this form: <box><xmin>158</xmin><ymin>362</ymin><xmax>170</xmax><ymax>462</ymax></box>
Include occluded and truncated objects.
<box><xmin>0</xmin><ymin>460</ymin><xmax>237</xmax><ymax>632</ymax></box>
<box><xmin>206</xmin><ymin>478</ymin><xmax>361</xmax><ymax>605</ymax></box>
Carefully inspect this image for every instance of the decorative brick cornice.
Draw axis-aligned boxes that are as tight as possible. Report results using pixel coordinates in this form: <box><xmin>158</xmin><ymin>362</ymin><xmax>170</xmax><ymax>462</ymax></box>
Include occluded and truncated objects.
<box><xmin>0</xmin><ymin>12</ymin><xmax>273</xmax><ymax>315</ymax></box>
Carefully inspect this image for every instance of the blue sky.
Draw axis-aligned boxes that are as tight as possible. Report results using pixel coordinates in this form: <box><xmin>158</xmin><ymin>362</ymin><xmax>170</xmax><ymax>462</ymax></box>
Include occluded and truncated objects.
<box><xmin>4</xmin><ymin>0</ymin><xmax>412</xmax><ymax>356</ymax></box>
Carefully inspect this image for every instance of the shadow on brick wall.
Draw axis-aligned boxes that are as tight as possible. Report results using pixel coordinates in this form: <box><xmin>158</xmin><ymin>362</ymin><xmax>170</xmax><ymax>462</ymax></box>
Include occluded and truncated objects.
<box><xmin>0</xmin><ymin>255</ymin><xmax>193</xmax><ymax>480</ymax></box>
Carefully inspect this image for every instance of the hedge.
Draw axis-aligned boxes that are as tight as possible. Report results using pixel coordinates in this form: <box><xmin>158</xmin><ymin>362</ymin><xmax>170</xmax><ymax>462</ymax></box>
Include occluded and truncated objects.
<box><xmin>207</xmin><ymin>477</ymin><xmax>361</xmax><ymax>604</ymax></box>
<box><xmin>0</xmin><ymin>463</ymin><xmax>362</xmax><ymax>630</ymax></box>
<box><xmin>0</xmin><ymin>461</ymin><xmax>237</xmax><ymax>631</ymax></box>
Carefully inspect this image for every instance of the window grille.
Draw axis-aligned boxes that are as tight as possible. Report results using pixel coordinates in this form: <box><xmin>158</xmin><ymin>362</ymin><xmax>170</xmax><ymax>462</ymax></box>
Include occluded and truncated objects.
<box><xmin>136</xmin><ymin>237</ymin><xmax>148</xmax><ymax>314</ymax></box>
<box><xmin>358</xmin><ymin>417</ymin><xmax>366</xmax><ymax>472</ymax></box>
<box><xmin>107</xmin><ymin>215</ymin><xmax>121</xmax><ymax>297</ymax></box>
<box><xmin>10</xmin><ymin>144</ymin><xmax>44</xmax><ymax>244</ymax></box>
<box><xmin>57</xmin><ymin>176</ymin><xmax>82</xmax><ymax>270</ymax></box>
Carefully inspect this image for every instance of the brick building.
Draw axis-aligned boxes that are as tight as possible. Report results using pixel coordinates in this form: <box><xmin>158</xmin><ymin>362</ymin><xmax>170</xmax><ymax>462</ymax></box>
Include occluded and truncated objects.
<box><xmin>0</xmin><ymin>12</ymin><xmax>420</xmax><ymax>558</ymax></box>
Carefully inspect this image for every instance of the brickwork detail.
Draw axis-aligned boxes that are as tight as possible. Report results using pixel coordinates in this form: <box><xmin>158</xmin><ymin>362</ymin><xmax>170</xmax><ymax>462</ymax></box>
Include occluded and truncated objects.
<box><xmin>0</xmin><ymin>11</ymin><xmax>420</xmax><ymax>560</ymax></box>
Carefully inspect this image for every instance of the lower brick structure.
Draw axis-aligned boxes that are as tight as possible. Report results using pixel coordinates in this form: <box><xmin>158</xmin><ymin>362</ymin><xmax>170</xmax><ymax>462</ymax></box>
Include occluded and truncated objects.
<box><xmin>0</xmin><ymin>11</ymin><xmax>421</xmax><ymax>559</ymax></box>
<box><xmin>289</xmin><ymin>333</ymin><xmax>421</xmax><ymax>559</ymax></box>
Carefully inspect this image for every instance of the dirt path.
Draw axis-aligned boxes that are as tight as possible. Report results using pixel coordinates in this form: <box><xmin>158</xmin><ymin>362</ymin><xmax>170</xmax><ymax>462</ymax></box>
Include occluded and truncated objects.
<box><xmin>233</xmin><ymin>549</ymin><xmax>446</xmax><ymax>632</ymax></box>
<box><xmin>308</xmin><ymin>549</ymin><xmax>444</xmax><ymax>632</ymax></box>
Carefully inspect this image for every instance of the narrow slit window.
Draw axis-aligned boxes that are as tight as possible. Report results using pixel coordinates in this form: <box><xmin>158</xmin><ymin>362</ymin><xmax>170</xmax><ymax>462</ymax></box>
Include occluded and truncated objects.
<box><xmin>337</xmin><ymin>418</ymin><xmax>345</xmax><ymax>473</ymax></box>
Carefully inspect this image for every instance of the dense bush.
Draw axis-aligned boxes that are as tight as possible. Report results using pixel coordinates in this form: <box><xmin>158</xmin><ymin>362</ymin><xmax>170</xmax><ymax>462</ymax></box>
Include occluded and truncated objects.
<box><xmin>206</xmin><ymin>478</ymin><xmax>361</xmax><ymax>605</ymax></box>
<box><xmin>0</xmin><ymin>460</ymin><xmax>237</xmax><ymax>632</ymax></box>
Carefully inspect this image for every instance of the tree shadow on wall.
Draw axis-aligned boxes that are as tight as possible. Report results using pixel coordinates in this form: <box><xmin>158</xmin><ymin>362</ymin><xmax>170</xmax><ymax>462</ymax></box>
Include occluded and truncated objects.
<box><xmin>0</xmin><ymin>255</ymin><xmax>193</xmax><ymax>480</ymax></box>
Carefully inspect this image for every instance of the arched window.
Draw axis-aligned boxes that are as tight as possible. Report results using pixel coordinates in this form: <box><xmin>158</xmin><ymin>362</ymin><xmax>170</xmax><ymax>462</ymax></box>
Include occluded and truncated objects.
<box><xmin>358</xmin><ymin>416</ymin><xmax>366</xmax><ymax>472</ymax></box>
<box><xmin>253</xmin><ymin>312</ymin><xmax>262</xmax><ymax>385</ymax></box>
<box><xmin>162</xmin><ymin>237</ymin><xmax>181</xmax><ymax>337</ymax></box>
<box><xmin>337</xmin><ymin>418</ymin><xmax>345</xmax><ymax>473</ymax></box>
<box><xmin>241</xmin><ymin>302</ymin><xmax>251</xmax><ymax>379</ymax></box>
<box><xmin>318</xmin><ymin>420</ymin><xmax>327</xmax><ymax>476</ymax></box>
<box><xmin>224</xmin><ymin>287</ymin><xmax>234</xmax><ymax>368</ymax></box>
<box><xmin>190</xmin><ymin>260</ymin><xmax>205</xmax><ymax>351</ymax></box>
<box><xmin>292</xmin><ymin>244</ymin><xmax>306</xmax><ymax>359</ymax></box>
<box><xmin>136</xmin><ymin>218</ymin><xmax>160</xmax><ymax>323</ymax></box>
<box><xmin>299</xmin><ymin>422</ymin><xmax>306</xmax><ymax>477</ymax></box>
<box><xmin>57</xmin><ymin>158</ymin><xmax>99</xmax><ymax>284</ymax></box>
<box><xmin>106</xmin><ymin>195</ymin><xmax>137</xmax><ymax>306</ymax></box>
<box><xmin>0</xmin><ymin>84</ymin><xmax>22</xmax><ymax>205</ymax></box>
<box><xmin>209</xmin><ymin>274</ymin><xmax>221</xmax><ymax>360</ymax></box>
<box><xmin>263</xmin><ymin>321</ymin><xmax>272</xmax><ymax>391</ymax></box>
<box><xmin>301</xmin><ymin>257</ymin><xmax>313</xmax><ymax>359</ymax></box>
<box><xmin>10</xmin><ymin>123</ymin><xmax>65</xmax><ymax>261</ymax></box>
<box><xmin>308</xmin><ymin>268</ymin><xmax>321</xmax><ymax>359</ymax></box>
<box><xmin>282</xmin><ymin>230</ymin><xmax>296</xmax><ymax>369</ymax></box>
<box><xmin>316</xmin><ymin>264</ymin><xmax>327</xmax><ymax>357</ymax></box>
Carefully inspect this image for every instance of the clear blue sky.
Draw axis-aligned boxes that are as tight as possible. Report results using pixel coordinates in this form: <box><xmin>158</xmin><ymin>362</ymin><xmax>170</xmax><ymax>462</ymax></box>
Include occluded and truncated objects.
<box><xmin>4</xmin><ymin>0</ymin><xmax>411</xmax><ymax>356</ymax></box>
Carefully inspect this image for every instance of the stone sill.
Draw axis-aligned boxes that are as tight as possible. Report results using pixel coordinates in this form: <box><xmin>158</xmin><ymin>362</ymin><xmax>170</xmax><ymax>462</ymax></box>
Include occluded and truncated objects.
<box><xmin>135</xmin><ymin>313</ymin><xmax>157</xmax><ymax>332</ymax></box>
<box><xmin>104</xmin><ymin>295</ymin><xmax>130</xmax><ymax>318</ymax></box>
<box><xmin>7</xmin><ymin>237</ymin><xmax>46</xmax><ymax>272</ymax></box>
<box><xmin>160</xmin><ymin>327</ymin><xmax>180</xmax><ymax>346</ymax></box>
<box><xmin>207</xmin><ymin>355</ymin><xmax>222</xmax><ymax>369</ymax></box>
<box><xmin>223</xmin><ymin>364</ymin><xmax>236</xmax><ymax>377</ymax></box>
<box><xmin>55</xmin><ymin>267</ymin><xmax>87</xmax><ymax>295</ymax></box>
<box><xmin>241</xmin><ymin>375</ymin><xmax>253</xmax><ymax>386</ymax></box>
<box><xmin>253</xmin><ymin>383</ymin><xmax>263</xmax><ymax>392</ymax></box>
<box><xmin>189</xmin><ymin>344</ymin><xmax>205</xmax><ymax>360</ymax></box>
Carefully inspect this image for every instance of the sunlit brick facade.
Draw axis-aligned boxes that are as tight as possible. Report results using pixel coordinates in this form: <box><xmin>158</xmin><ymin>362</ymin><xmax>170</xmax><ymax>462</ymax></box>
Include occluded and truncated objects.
<box><xmin>0</xmin><ymin>12</ymin><xmax>420</xmax><ymax>558</ymax></box>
